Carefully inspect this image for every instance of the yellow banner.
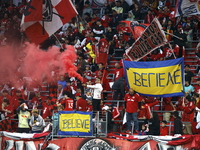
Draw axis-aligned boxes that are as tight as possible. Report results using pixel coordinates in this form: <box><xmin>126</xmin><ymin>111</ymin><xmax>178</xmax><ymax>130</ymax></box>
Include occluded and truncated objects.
<box><xmin>126</xmin><ymin>64</ymin><xmax>183</xmax><ymax>96</ymax></box>
<box><xmin>59</xmin><ymin>113</ymin><xmax>91</xmax><ymax>133</ymax></box>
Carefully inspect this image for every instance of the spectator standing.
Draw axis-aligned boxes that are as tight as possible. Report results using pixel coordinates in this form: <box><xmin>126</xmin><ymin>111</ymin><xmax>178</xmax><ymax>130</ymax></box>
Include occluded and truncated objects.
<box><xmin>0</xmin><ymin>89</ymin><xmax>13</xmax><ymax>106</ymax></box>
<box><xmin>17</xmin><ymin>103</ymin><xmax>30</xmax><ymax>133</ymax></box>
<box><xmin>1</xmin><ymin>99</ymin><xmax>14</xmax><ymax>119</ymax></box>
<box><xmin>126</xmin><ymin>11</ymin><xmax>135</xmax><ymax>21</ymax></box>
<box><xmin>112</xmin><ymin>62</ymin><xmax>125</xmax><ymax>101</ymax></box>
<box><xmin>184</xmin><ymin>80</ymin><xmax>194</xmax><ymax>96</ymax></box>
<box><xmin>57</xmin><ymin>75</ymin><xmax>67</xmax><ymax>89</ymax></box>
<box><xmin>87</xmin><ymin>78</ymin><xmax>103</xmax><ymax>118</ymax></box>
<box><xmin>29</xmin><ymin>109</ymin><xmax>45</xmax><ymax>133</ymax></box>
<box><xmin>58</xmin><ymin>91</ymin><xmax>74</xmax><ymax>111</ymax></box>
<box><xmin>148</xmin><ymin>112</ymin><xmax>160</xmax><ymax>135</ymax></box>
<box><xmin>112</xmin><ymin>1</ymin><xmax>123</xmax><ymax>15</ymax></box>
<box><xmin>82</xmin><ymin>1</ymin><xmax>93</xmax><ymax>19</ymax></box>
<box><xmin>144</xmin><ymin>10</ymin><xmax>155</xmax><ymax>24</ymax></box>
<box><xmin>124</xmin><ymin>88</ymin><xmax>142</xmax><ymax>134</ymax></box>
<box><xmin>162</xmin><ymin>97</ymin><xmax>176</xmax><ymax>122</ymax></box>
<box><xmin>172</xmin><ymin>25</ymin><xmax>187</xmax><ymax>58</ymax></box>
<box><xmin>182</xmin><ymin>95</ymin><xmax>195</xmax><ymax>134</ymax></box>
<box><xmin>184</xmin><ymin>64</ymin><xmax>194</xmax><ymax>84</ymax></box>
<box><xmin>30</xmin><ymin>92</ymin><xmax>45</xmax><ymax>109</ymax></box>
<box><xmin>160</xmin><ymin>120</ymin><xmax>169</xmax><ymax>136</ymax></box>
<box><xmin>93</xmin><ymin>20</ymin><xmax>104</xmax><ymax>41</ymax></box>
<box><xmin>173</xmin><ymin>111</ymin><xmax>183</xmax><ymax>135</ymax></box>
<box><xmin>76</xmin><ymin>93</ymin><xmax>88</xmax><ymax>111</ymax></box>
<box><xmin>52</xmin><ymin>105</ymin><xmax>64</xmax><ymax>134</ymax></box>
<box><xmin>121</xmin><ymin>0</ymin><xmax>129</xmax><ymax>14</ymax></box>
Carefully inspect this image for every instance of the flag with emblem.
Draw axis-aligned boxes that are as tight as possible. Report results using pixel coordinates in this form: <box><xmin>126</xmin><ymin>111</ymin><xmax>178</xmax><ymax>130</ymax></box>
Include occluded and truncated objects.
<box><xmin>21</xmin><ymin>0</ymin><xmax>78</xmax><ymax>45</ymax></box>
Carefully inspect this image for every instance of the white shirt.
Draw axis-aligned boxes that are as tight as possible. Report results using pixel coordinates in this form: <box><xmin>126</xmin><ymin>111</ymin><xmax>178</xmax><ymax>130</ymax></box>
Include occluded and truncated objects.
<box><xmin>87</xmin><ymin>83</ymin><xmax>103</xmax><ymax>99</ymax></box>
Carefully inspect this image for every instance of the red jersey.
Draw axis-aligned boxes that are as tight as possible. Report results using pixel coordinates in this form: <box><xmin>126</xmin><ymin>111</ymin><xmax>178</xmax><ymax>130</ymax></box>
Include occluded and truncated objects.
<box><xmin>114</xmin><ymin>67</ymin><xmax>124</xmax><ymax>81</ymax></box>
<box><xmin>61</xmin><ymin>98</ymin><xmax>74</xmax><ymax>111</ymax></box>
<box><xmin>112</xmin><ymin>107</ymin><xmax>120</xmax><ymax>120</ymax></box>
<box><xmin>42</xmin><ymin>105</ymin><xmax>53</xmax><ymax>119</ymax></box>
<box><xmin>160</xmin><ymin>126</ymin><xmax>169</xmax><ymax>136</ymax></box>
<box><xmin>124</xmin><ymin>93</ymin><xmax>142</xmax><ymax>113</ymax></box>
<box><xmin>76</xmin><ymin>98</ymin><xmax>88</xmax><ymax>111</ymax></box>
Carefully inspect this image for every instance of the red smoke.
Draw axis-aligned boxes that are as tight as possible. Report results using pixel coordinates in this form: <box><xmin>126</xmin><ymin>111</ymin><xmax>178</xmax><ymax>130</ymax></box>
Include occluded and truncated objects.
<box><xmin>0</xmin><ymin>43</ymin><xmax>82</xmax><ymax>88</ymax></box>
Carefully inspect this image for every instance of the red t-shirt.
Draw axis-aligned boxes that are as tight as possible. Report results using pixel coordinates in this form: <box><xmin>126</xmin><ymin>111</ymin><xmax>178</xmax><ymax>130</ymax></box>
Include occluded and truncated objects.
<box><xmin>76</xmin><ymin>98</ymin><xmax>88</xmax><ymax>111</ymax></box>
<box><xmin>124</xmin><ymin>93</ymin><xmax>142</xmax><ymax>113</ymax></box>
<box><xmin>61</xmin><ymin>98</ymin><xmax>74</xmax><ymax>111</ymax></box>
<box><xmin>160</xmin><ymin>126</ymin><xmax>169</xmax><ymax>136</ymax></box>
<box><xmin>114</xmin><ymin>67</ymin><xmax>124</xmax><ymax>81</ymax></box>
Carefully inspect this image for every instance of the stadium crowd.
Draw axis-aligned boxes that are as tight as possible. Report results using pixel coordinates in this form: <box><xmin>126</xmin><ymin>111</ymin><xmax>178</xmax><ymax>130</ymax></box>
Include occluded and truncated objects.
<box><xmin>0</xmin><ymin>0</ymin><xmax>200</xmax><ymax>136</ymax></box>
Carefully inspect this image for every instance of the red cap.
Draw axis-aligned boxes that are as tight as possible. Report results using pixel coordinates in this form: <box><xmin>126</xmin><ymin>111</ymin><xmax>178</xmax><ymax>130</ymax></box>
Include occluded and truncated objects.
<box><xmin>75</xmin><ymin>93</ymin><xmax>81</xmax><ymax>97</ymax></box>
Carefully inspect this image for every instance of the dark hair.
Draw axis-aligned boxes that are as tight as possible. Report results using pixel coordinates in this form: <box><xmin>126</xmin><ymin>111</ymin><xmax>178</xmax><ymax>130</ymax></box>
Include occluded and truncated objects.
<box><xmin>62</xmin><ymin>91</ymin><xmax>71</xmax><ymax>97</ymax></box>
<box><xmin>16</xmin><ymin>90</ymin><xmax>21</xmax><ymax>93</ymax></box>
<box><xmin>173</xmin><ymin>111</ymin><xmax>179</xmax><ymax>118</ymax></box>
<box><xmin>3</xmin><ymin>99</ymin><xmax>9</xmax><ymax>104</ymax></box>
<box><xmin>185</xmin><ymin>64</ymin><xmax>190</xmax><ymax>68</ymax></box>
<box><xmin>186</xmin><ymin>95</ymin><xmax>192</xmax><ymax>101</ymax></box>
<box><xmin>85</xmin><ymin>1</ymin><xmax>90</xmax><ymax>5</ymax></box>
<box><xmin>162</xmin><ymin>120</ymin><xmax>167</xmax><ymax>124</ymax></box>
<box><xmin>197</xmin><ymin>78</ymin><xmax>200</xmax><ymax>81</ymax></box>
<box><xmin>2</xmin><ymin>90</ymin><xmax>8</xmax><ymax>93</ymax></box>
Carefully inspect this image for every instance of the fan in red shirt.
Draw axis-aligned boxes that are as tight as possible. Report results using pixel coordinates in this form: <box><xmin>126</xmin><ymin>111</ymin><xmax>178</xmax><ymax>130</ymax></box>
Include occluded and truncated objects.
<box><xmin>160</xmin><ymin>120</ymin><xmax>169</xmax><ymax>136</ymax></box>
<box><xmin>138</xmin><ymin>99</ymin><xmax>160</xmax><ymax>130</ymax></box>
<box><xmin>0</xmin><ymin>90</ymin><xmax>13</xmax><ymax>106</ymax></box>
<box><xmin>42</xmin><ymin>97</ymin><xmax>54</xmax><ymax>121</ymax></box>
<box><xmin>12</xmin><ymin>90</ymin><xmax>24</xmax><ymax>111</ymax></box>
<box><xmin>30</xmin><ymin>92</ymin><xmax>45</xmax><ymax>109</ymax></box>
<box><xmin>1</xmin><ymin>99</ymin><xmax>14</xmax><ymax>119</ymax></box>
<box><xmin>124</xmin><ymin>88</ymin><xmax>142</xmax><ymax>134</ymax></box>
<box><xmin>182</xmin><ymin>95</ymin><xmax>195</xmax><ymax>135</ymax></box>
<box><xmin>162</xmin><ymin>97</ymin><xmax>176</xmax><ymax>122</ymax></box>
<box><xmin>76</xmin><ymin>93</ymin><xmax>88</xmax><ymax>112</ymax></box>
<box><xmin>112</xmin><ymin>62</ymin><xmax>125</xmax><ymax>101</ymax></box>
<box><xmin>82</xmin><ymin>23</ymin><xmax>92</xmax><ymax>37</ymax></box>
<box><xmin>57</xmin><ymin>91</ymin><xmax>74</xmax><ymax>111</ymax></box>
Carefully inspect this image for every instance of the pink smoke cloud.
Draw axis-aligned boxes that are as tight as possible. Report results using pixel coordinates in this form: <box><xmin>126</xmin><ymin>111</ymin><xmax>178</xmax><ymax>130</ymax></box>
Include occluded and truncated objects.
<box><xmin>0</xmin><ymin>43</ymin><xmax>82</xmax><ymax>88</ymax></box>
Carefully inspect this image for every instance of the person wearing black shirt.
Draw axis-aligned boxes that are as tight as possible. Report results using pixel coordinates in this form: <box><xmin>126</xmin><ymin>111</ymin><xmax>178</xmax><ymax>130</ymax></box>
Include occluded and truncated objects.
<box><xmin>172</xmin><ymin>25</ymin><xmax>187</xmax><ymax>58</ymax></box>
<box><xmin>148</xmin><ymin>112</ymin><xmax>160</xmax><ymax>135</ymax></box>
<box><xmin>173</xmin><ymin>111</ymin><xmax>183</xmax><ymax>135</ymax></box>
<box><xmin>184</xmin><ymin>64</ymin><xmax>194</xmax><ymax>84</ymax></box>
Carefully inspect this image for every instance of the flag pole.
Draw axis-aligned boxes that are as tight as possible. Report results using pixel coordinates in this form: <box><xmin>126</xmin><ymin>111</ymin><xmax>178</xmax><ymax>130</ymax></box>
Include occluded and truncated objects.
<box><xmin>168</xmin><ymin>43</ymin><xmax>177</xmax><ymax>59</ymax></box>
<box><xmin>163</xmin><ymin>31</ymin><xmax>183</xmax><ymax>40</ymax></box>
<box><xmin>53</xmin><ymin>34</ymin><xmax>64</xmax><ymax>49</ymax></box>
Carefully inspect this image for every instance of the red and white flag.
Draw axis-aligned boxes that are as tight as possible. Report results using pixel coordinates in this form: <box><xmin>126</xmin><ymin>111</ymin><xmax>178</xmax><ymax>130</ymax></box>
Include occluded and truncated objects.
<box><xmin>21</xmin><ymin>0</ymin><xmax>78</xmax><ymax>45</ymax></box>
